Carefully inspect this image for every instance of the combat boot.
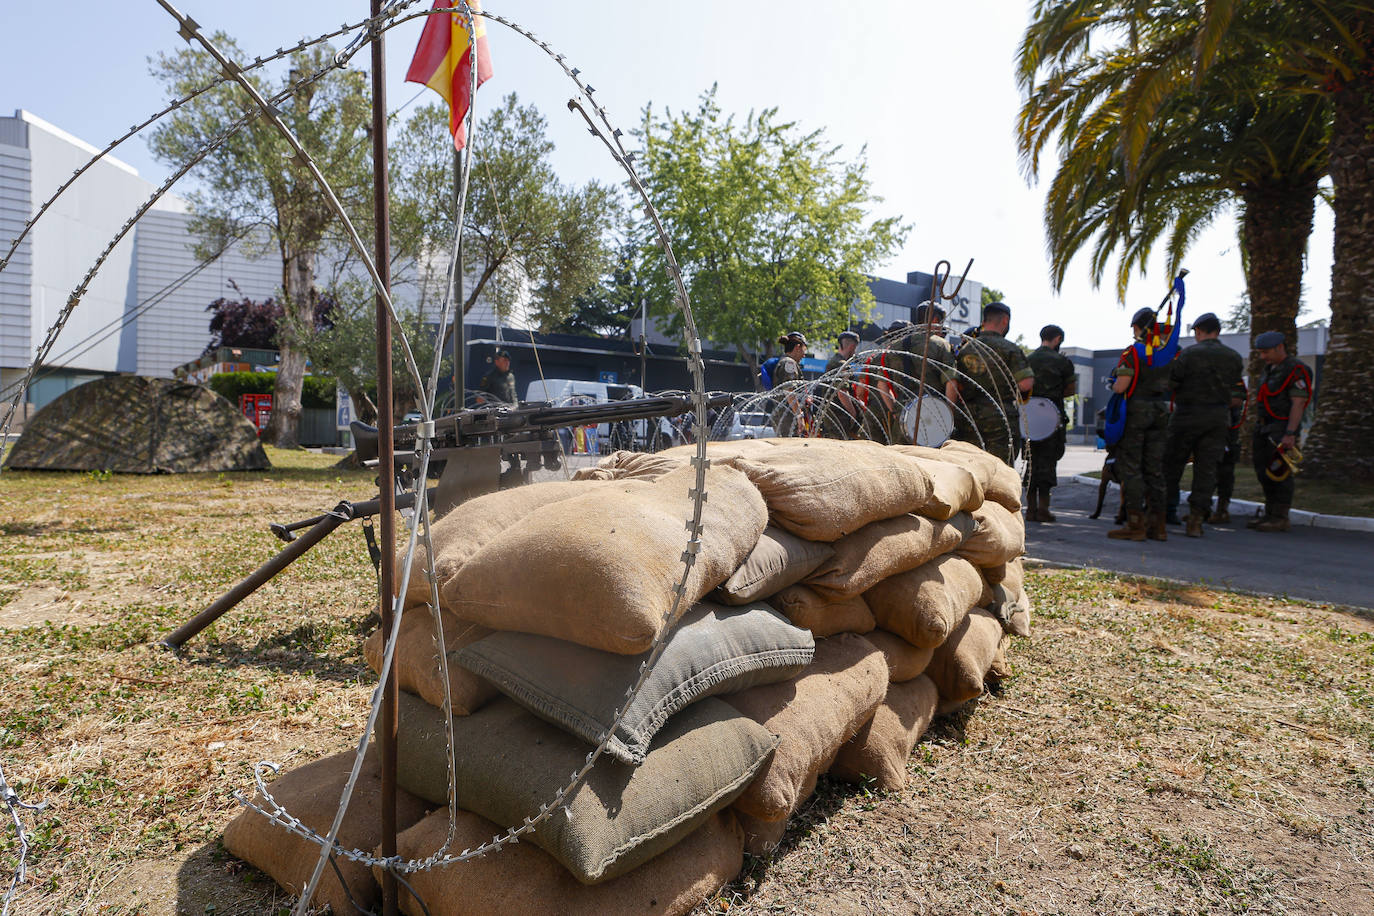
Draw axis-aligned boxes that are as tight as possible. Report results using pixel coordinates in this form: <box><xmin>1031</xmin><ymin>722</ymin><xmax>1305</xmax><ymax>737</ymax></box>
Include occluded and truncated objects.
<box><xmin>1246</xmin><ymin>503</ymin><xmax>1271</xmax><ymax>529</ymax></box>
<box><xmin>1165</xmin><ymin>505</ymin><xmax>1182</xmax><ymax>526</ymax></box>
<box><xmin>1025</xmin><ymin>488</ymin><xmax>1040</xmax><ymax>522</ymax></box>
<box><xmin>1211</xmin><ymin>499</ymin><xmax>1231</xmax><ymax>524</ymax></box>
<box><xmin>1108</xmin><ymin>511</ymin><xmax>1146</xmax><ymax>541</ymax></box>
<box><xmin>1184</xmin><ymin>511</ymin><xmax>1204</xmax><ymax>538</ymax></box>
<box><xmin>1039</xmin><ymin>487</ymin><xmax>1057</xmax><ymax>522</ymax></box>
<box><xmin>1254</xmin><ymin>505</ymin><xmax>1291</xmax><ymax>532</ymax></box>
<box><xmin>1146</xmin><ymin>509</ymin><xmax>1168</xmax><ymax>541</ymax></box>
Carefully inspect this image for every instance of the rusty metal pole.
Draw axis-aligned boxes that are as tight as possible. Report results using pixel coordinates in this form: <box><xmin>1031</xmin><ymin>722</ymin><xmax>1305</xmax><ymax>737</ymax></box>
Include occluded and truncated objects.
<box><xmin>368</xmin><ymin>3</ymin><xmax>400</xmax><ymax>913</ymax></box>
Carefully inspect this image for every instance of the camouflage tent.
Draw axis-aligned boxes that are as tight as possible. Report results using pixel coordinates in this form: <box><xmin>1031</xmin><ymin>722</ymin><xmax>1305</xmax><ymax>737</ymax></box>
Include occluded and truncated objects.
<box><xmin>4</xmin><ymin>376</ymin><xmax>270</xmax><ymax>473</ymax></box>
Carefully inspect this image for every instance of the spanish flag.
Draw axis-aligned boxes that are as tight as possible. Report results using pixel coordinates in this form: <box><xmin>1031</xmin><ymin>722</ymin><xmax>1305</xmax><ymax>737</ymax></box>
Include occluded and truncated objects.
<box><xmin>405</xmin><ymin>0</ymin><xmax>493</xmax><ymax>150</ymax></box>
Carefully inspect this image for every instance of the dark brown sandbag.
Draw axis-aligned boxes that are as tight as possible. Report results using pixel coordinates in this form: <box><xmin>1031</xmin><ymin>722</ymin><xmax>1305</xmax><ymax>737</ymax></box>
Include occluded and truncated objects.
<box><xmin>572</xmin><ymin>450</ymin><xmax>685</xmax><ymax>482</ymax></box>
<box><xmin>729</xmin><ymin>439</ymin><xmax>934</xmax><ymax>542</ymax></box>
<box><xmin>804</xmin><ymin>512</ymin><xmax>975</xmax><ymax>598</ymax></box>
<box><xmin>829</xmin><ymin>674</ymin><xmax>939</xmax><ymax>790</ymax></box>
<box><xmin>396</xmin><ymin>480</ymin><xmax>606</xmax><ymax>605</ymax></box>
<box><xmin>860</xmin><ymin>629</ymin><xmax>935</xmax><ymax>682</ymax></box>
<box><xmin>724</xmin><ymin>633</ymin><xmax>888</xmax><ymax>821</ymax></box>
<box><xmin>766</xmin><ymin>585</ymin><xmax>876</xmax><ymax>638</ymax></box>
<box><xmin>394</xmin><ymin>693</ymin><xmax>774</xmax><ymax>885</ymax></box>
<box><xmin>716</xmin><ymin>526</ymin><xmax>834</xmax><ymax>605</ymax></box>
<box><xmin>863</xmin><ymin>555</ymin><xmax>986</xmax><ymax>649</ymax></box>
<box><xmin>386</xmin><ymin>809</ymin><xmax>744</xmax><ymax>916</ymax></box>
<box><xmin>956</xmin><ymin>501</ymin><xmax>1025</xmax><ymax>568</ymax></box>
<box><xmin>937</xmin><ymin>439</ymin><xmax>1022</xmax><ymax>511</ymax></box>
<box><xmin>443</xmin><ymin>464</ymin><xmax>768</xmax><ymax>654</ymax></box>
<box><xmin>926</xmin><ymin>608</ymin><xmax>1005</xmax><ymax>704</ymax></box>
<box><xmin>222</xmin><ymin>748</ymin><xmax>432</xmax><ymax>913</ymax></box>
<box><xmin>362</xmin><ymin>607</ymin><xmax>498</xmax><ymax>715</ymax></box>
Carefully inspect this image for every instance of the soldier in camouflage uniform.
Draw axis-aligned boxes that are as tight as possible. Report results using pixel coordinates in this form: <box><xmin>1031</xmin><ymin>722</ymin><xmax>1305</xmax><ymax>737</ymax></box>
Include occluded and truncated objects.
<box><xmin>1107</xmin><ymin>308</ymin><xmax>1175</xmax><ymax>541</ymax></box>
<box><xmin>1026</xmin><ymin>324</ymin><xmax>1077</xmax><ymax>522</ymax></box>
<box><xmin>898</xmin><ymin>302</ymin><xmax>954</xmax><ymax>396</ymax></box>
<box><xmin>1212</xmin><ymin>377</ymin><xmax>1247</xmax><ymax>522</ymax></box>
<box><xmin>1162</xmin><ymin>313</ymin><xmax>1245</xmax><ymax>537</ymax></box>
<box><xmin>821</xmin><ymin>331</ymin><xmax>862</xmax><ymax>438</ymax></box>
<box><xmin>477</xmin><ymin>349</ymin><xmax>518</xmax><ymax>406</ymax></box>
<box><xmin>944</xmin><ymin>302</ymin><xmax>1033</xmax><ymax>465</ymax></box>
<box><xmin>1248</xmin><ymin>330</ymin><xmax>1312</xmax><ymax>532</ymax></box>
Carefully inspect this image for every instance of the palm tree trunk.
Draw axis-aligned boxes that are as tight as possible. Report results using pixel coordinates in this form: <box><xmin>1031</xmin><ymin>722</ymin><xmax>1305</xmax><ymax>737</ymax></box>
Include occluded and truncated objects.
<box><xmin>1305</xmin><ymin>43</ymin><xmax>1374</xmax><ymax>481</ymax></box>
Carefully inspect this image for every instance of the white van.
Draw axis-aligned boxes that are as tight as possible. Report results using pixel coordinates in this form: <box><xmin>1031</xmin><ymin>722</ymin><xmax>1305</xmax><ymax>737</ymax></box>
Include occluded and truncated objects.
<box><xmin>523</xmin><ymin>379</ymin><xmax>682</xmax><ymax>452</ymax></box>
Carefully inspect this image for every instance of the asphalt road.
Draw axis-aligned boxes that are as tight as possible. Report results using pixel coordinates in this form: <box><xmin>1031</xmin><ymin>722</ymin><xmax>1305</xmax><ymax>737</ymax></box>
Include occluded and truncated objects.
<box><xmin>1027</xmin><ymin>477</ymin><xmax>1374</xmax><ymax>611</ymax></box>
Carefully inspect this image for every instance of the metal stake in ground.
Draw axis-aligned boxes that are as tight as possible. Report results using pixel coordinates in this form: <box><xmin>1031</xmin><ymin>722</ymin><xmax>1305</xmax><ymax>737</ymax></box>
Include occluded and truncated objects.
<box><xmin>369</xmin><ymin>3</ymin><xmax>401</xmax><ymax>913</ymax></box>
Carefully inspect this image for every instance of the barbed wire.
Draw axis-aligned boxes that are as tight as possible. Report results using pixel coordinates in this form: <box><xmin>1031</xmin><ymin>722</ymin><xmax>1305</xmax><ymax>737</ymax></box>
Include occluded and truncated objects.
<box><xmin>0</xmin><ymin>761</ymin><xmax>46</xmax><ymax>916</ymax></box>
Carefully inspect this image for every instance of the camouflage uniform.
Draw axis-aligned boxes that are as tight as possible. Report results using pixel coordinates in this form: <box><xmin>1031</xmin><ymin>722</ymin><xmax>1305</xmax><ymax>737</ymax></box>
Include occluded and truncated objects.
<box><xmin>1026</xmin><ymin>344</ymin><xmax>1076</xmax><ymax>491</ymax></box>
<box><xmin>897</xmin><ymin>328</ymin><xmax>954</xmax><ymax>395</ymax></box>
<box><xmin>770</xmin><ymin>355</ymin><xmax>804</xmax><ymax>436</ymax></box>
<box><xmin>1110</xmin><ymin>344</ymin><xmax>1173</xmax><ymax>519</ymax></box>
<box><xmin>950</xmin><ymin>330</ymin><xmax>1033</xmax><ymax>465</ymax></box>
<box><xmin>1163</xmin><ymin>338</ymin><xmax>1245</xmax><ymax>530</ymax></box>
<box><xmin>821</xmin><ymin>353</ymin><xmax>862</xmax><ymax>439</ymax></box>
<box><xmin>1252</xmin><ymin>355</ymin><xmax>1312</xmax><ymax>517</ymax></box>
<box><xmin>478</xmin><ymin>368</ymin><xmax>518</xmax><ymax>406</ymax></box>
<box><xmin>1214</xmin><ymin>380</ymin><xmax>1247</xmax><ymax>517</ymax></box>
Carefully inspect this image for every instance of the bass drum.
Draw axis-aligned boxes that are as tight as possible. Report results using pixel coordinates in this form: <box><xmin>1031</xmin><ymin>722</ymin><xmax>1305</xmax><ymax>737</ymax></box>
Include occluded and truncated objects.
<box><xmin>901</xmin><ymin>396</ymin><xmax>956</xmax><ymax>447</ymax></box>
<box><xmin>1021</xmin><ymin>396</ymin><xmax>1063</xmax><ymax>442</ymax></box>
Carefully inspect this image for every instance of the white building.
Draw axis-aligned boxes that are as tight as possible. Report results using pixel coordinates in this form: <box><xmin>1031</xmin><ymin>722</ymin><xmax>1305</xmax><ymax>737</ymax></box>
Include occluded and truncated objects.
<box><xmin>0</xmin><ymin>109</ymin><xmax>280</xmax><ymax>411</ymax></box>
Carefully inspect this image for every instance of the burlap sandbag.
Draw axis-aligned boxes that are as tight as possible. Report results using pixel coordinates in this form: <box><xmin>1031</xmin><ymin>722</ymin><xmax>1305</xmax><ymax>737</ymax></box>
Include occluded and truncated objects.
<box><xmin>734</xmin><ymin>808</ymin><xmax>791</xmax><ymax>857</ymax></box>
<box><xmin>860</xmin><ymin>629</ymin><xmax>935</xmax><ymax>682</ymax></box>
<box><xmin>981</xmin><ymin>558</ymin><xmax>1031</xmax><ymax>637</ymax></box>
<box><xmin>863</xmin><ymin>554</ymin><xmax>986</xmax><ymax>649</ymax></box>
<box><xmin>956</xmin><ymin>501</ymin><xmax>1025</xmax><ymax>568</ymax></box>
<box><xmin>766</xmin><ymin>585</ymin><xmax>875</xmax><ymax>638</ymax></box>
<box><xmin>396</xmin><ymin>480</ymin><xmax>605</xmax><ymax>605</ymax></box>
<box><xmin>363</xmin><ymin>607</ymin><xmax>498</xmax><ymax>715</ymax></box>
<box><xmin>394</xmin><ymin>693</ymin><xmax>773</xmax><ymax>884</ymax></box>
<box><xmin>729</xmin><ymin>439</ymin><xmax>934</xmax><ymax>542</ymax></box>
<box><xmin>724</xmin><ymin>633</ymin><xmax>887</xmax><ymax>821</ymax></box>
<box><xmin>830</xmin><ymin>674</ymin><xmax>939</xmax><ymax>790</ymax></box>
<box><xmin>937</xmin><ymin>439</ymin><xmax>1022</xmax><ymax>511</ymax></box>
<box><xmin>661</xmin><ymin>439</ymin><xmax>779</xmax><ymax>460</ymax></box>
<box><xmin>905</xmin><ymin>455</ymin><xmax>984</xmax><ymax>520</ymax></box>
<box><xmin>222</xmin><ymin>748</ymin><xmax>432</xmax><ymax>913</ymax></box>
<box><xmin>926</xmin><ymin>608</ymin><xmax>1005</xmax><ymax>704</ymax></box>
<box><xmin>716</xmin><ymin>526</ymin><xmax>834</xmax><ymax>605</ymax></box>
<box><xmin>386</xmin><ymin>809</ymin><xmax>744</xmax><ymax>916</ymax></box>
<box><xmin>572</xmin><ymin>450</ymin><xmax>685</xmax><ymax>482</ymax></box>
<box><xmin>989</xmin><ymin>636</ymin><xmax>1014</xmax><ymax>680</ymax></box>
<box><xmin>804</xmin><ymin>512</ymin><xmax>975</xmax><ymax>598</ymax></box>
<box><xmin>443</xmin><ymin>464</ymin><xmax>768</xmax><ymax>654</ymax></box>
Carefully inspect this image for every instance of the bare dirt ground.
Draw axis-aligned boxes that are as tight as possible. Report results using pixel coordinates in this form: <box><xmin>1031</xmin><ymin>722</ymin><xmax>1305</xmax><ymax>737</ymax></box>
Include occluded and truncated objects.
<box><xmin>1</xmin><ymin>456</ymin><xmax>1371</xmax><ymax>915</ymax></box>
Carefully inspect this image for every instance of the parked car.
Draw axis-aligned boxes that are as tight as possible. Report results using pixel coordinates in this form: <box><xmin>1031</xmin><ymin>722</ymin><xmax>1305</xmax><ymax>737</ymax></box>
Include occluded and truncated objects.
<box><xmin>524</xmin><ymin>379</ymin><xmax>682</xmax><ymax>452</ymax></box>
<box><xmin>721</xmin><ymin>409</ymin><xmax>776</xmax><ymax>440</ymax></box>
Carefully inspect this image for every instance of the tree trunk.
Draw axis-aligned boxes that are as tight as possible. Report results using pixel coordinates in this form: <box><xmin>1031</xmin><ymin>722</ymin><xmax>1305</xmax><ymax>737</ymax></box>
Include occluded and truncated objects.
<box><xmin>262</xmin><ymin>247</ymin><xmax>317</xmax><ymax>448</ymax></box>
<box><xmin>1305</xmin><ymin>40</ymin><xmax>1374</xmax><ymax>481</ymax></box>
<box><xmin>1238</xmin><ymin>179</ymin><xmax>1317</xmax><ymax>459</ymax></box>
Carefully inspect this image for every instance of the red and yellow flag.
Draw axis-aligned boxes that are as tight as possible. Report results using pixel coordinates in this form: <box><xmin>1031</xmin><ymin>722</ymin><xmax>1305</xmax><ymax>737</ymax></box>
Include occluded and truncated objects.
<box><xmin>405</xmin><ymin>0</ymin><xmax>493</xmax><ymax>150</ymax></box>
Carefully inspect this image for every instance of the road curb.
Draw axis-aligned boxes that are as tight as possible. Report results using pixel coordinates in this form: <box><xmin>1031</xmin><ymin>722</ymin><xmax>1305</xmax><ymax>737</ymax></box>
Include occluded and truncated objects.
<box><xmin>1069</xmin><ymin>474</ymin><xmax>1374</xmax><ymax>533</ymax></box>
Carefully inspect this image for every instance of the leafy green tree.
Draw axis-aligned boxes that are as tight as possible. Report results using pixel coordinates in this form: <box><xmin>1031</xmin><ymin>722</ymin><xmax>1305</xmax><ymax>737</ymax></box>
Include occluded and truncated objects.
<box><xmin>980</xmin><ymin>287</ymin><xmax>1007</xmax><ymax>307</ymax></box>
<box><xmin>634</xmin><ymin>87</ymin><xmax>907</xmax><ymax>383</ymax></box>
<box><xmin>149</xmin><ymin>39</ymin><xmax>371</xmax><ymax>448</ymax></box>
<box><xmin>389</xmin><ymin>96</ymin><xmax>621</xmax><ymax>330</ymax></box>
<box><xmin>551</xmin><ymin>245</ymin><xmax>644</xmax><ymax>339</ymax></box>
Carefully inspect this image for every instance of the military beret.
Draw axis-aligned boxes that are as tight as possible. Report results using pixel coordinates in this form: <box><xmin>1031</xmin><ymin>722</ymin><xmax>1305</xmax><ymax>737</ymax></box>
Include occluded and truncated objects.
<box><xmin>1190</xmin><ymin>312</ymin><xmax>1221</xmax><ymax>333</ymax></box>
<box><xmin>1130</xmin><ymin>307</ymin><xmax>1156</xmax><ymax>328</ymax></box>
<box><xmin>494</xmin><ymin>348</ymin><xmax>511</xmax><ymax>359</ymax></box>
<box><xmin>1254</xmin><ymin>330</ymin><xmax>1286</xmax><ymax>349</ymax></box>
<box><xmin>983</xmin><ymin>301</ymin><xmax>1011</xmax><ymax>320</ymax></box>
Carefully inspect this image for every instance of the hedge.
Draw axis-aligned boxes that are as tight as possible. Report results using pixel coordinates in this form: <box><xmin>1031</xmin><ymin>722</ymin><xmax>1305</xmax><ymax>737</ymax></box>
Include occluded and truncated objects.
<box><xmin>207</xmin><ymin>372</ymin><xmax>337</xmax><ymax>409</ymax></box>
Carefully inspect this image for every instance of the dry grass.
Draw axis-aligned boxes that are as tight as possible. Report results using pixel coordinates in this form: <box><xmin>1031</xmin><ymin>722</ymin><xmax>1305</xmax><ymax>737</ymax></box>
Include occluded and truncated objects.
<box><xmin>1</xmin><ymin>460</ymin><xmax>1371</xmax><ymax>915</ymax></box>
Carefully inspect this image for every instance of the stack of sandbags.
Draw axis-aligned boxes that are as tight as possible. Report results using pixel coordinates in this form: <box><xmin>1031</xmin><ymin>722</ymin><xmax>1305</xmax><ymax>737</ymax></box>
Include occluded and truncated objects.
<box><xmin>222</xmin><ymin>437</ymin><xmax>1033</xmax><ymax>912</ymax></box>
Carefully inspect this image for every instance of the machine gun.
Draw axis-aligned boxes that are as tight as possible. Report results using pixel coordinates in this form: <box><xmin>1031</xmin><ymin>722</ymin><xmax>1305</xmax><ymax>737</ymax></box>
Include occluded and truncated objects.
<box><xmin>162</xmin><ymin>392</ymin><xmax>728</xmax><ymax>649</ymax></box>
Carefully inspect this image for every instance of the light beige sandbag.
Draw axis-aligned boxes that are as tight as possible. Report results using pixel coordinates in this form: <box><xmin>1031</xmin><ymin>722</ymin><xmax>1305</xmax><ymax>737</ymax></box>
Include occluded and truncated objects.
<box><xmin>572</xmin><ymin>450</ymin><xmax>685</xmax><ymax>482</ymax></box>
<box><xmin>804</xmin><ymin>512</ymin><xmax>975</xmax><ymax>598</ymax></box>
<box><xmin>661</xmin><ymin>439</ymin><xmax>779</xmax><ymax>460</ymax></box>
<box><xmin>724</xmin><ymin>632</ymin><xmax>888</xmax><ymax>821</ymax></box>
<box><xmin>906</xmin><ymin>455</ymin><xmax>984</xmax><ymax>520</ymax></box>
<box><xmin>729</xmin><ymin>438</ymin><xmax>934</xmax><ymax>541</ymax></box>
<box><xmin>980</xmin><ymin>557</ymin><xmax>1031</xmax><ymax>637</ymax></box>
<box><xmin>444</xmin><ymin>464</ymin><xmax>768</xmax><ymax>653</ymax></box>
<box><xmin>387</xmin><ymin>809</ymin><xmax>744</xmax><ymax>916</ymax></box>
<box><xmin>989</xmin><ymin>636</ymin><xmax>1013</xmax><ymax>680</ymax></box>
<box><xmin>734</xmin><ymin>808</ymin><xmax>791</xmax><ymax>857</ymax></box>
<box><xmin>222</xmin><ymin>748</ymin><xmax>431</xmax><ymax>914</ymax></box>
<box><xmin>396</xmin><ymin>480</ymin><xmax>606</xmax><ymax>605</ymax></box>
<box><xmin>926</xmin><ymin>608</ymin><xmax>1005</xmax><ymax>704</ymax></box>
<box><xmin>956</xmin><ymin>501</ymin><xmax>1025</xmax><ymax>568</ymax></box>
<box><xmin>863</xmin><ymin>554</ymin><xmax>986</xmax><ymax>649</ymax></box>
<box><xmin>1007</xmin><ymin>595</ymin><xmax>1032</xmax><ymax>638</ymax></box>
<box><xmin>767</xmin><ymin>585</ymin><xmax>875</xmax><ymax>638</ymax></box>
<box><xmin>860</xmin><ymin>629</ymin><xmax>935</xmax><ymax>682</ymax></box>
<box><xmin>830</xmin><ymin>674</ymin><xmax>939</xmax><ymax>790</ymax></box>
<box><xmin>937</xmin><ymin>438</ymin><xmax>1023</xmax><ymax>511</ymax></box>
<box><xmin>362</xmin><ymin>606</ymin><xmax>498</xmax><ymax>715</ymax></box>
<box><xmin>717</xmin><ymin>526</ymin><xmax>834</xmax><ymax>605</ymax></box>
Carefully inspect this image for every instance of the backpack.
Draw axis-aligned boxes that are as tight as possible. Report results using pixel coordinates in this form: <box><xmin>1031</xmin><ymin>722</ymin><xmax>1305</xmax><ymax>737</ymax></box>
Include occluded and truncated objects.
<box><xmin>759</xmin><ymin>356</ymin><xmax>780</xmax><ymax>390</ymax></box>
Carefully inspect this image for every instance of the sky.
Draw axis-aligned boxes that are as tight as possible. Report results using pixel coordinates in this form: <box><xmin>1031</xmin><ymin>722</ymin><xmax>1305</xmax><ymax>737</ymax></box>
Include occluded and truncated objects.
<box><xmin>0</xmin><ymin>0</ymin><xmax>1336</xmax><ymax>351</ymax></box>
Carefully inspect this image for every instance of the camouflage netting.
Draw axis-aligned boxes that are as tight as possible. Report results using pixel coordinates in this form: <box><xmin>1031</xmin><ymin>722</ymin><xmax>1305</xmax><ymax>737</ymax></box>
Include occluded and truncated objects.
<box><xmin>4</xmin><ymin>376</ymin><xmax>270</xmax><ymax>473</ymax></box>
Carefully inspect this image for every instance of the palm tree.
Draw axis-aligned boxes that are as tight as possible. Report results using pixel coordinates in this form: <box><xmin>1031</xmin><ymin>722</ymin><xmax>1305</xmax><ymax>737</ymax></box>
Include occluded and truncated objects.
<box><xmin>1017</xmin><ymin>2</ymin><xmax>1328</xmax><ymax>379</ymax></box>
